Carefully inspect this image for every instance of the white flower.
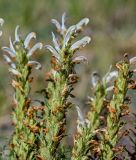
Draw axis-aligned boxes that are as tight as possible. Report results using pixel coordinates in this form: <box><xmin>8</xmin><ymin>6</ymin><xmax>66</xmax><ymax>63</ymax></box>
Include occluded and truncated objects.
<box><xmin>27</xmin><ymin>61</ymin><xmax>42</xmax><ymax>70</ymax></box>
<box><xmin>130</xmin><ymin>56</ymin><xmax>136</xmax><ymax>65</ymax></box>
<box><xmin>27</xmin><ymin>42</ymin><xmax>43</xmax><ymax>58</ymax></box>
<box><xmin>101</xmin><ymin>66</ymin><xmax>118</xmax><ymax>92</ymax></box>
<box><xmin>0</xmin><ymin>18</ymin><xmax>4</xmax><ymax>37</ymax></box>
<box><xmin>0</xmin><ymin>18</ymin><xmax>4</xmax><ymax>26</ymax></box>
<box><xmin>3</xmin><ymin>26</ymin><xmax>43</xmax><ymax>59</ymax></box>
<box><xmin>104</xmin><ymin>70</ymin><xmax>118</xmax><ymax>83</ymax></box>
<box><xmin>9</xmin><ymin>68</ymin><xmax>22</xmax><ymax>77</ymax></box>
<box><xmin>2</xmin><ymin>26</ymin><xmax>42</xmax><ymax>76</ymax></box>
<box><xmin>70</xmin><ymin>36</ymin><xmax>91</xmax><ymax>52</ymax></box>
<box><xmin>9</xmin><ymin>37</ymin><xmax>16</xmax><ymax>53</ymax></box>
<box><xmin>75</xmin><ymin>18</ymin><xmax>89</xmax><ymax>31</ymax></box>
<box><xmin>61</xmin><ymin>12</ymin><xmax>66</xmax><ymax>32</ymax></box>
<box><xmin>2</xmin><ymin>46</ymin><xmax>16</xmax><ymax>58</ymax></box>
<box><xmin>91</xmin><ymin>72</ymin><xmax>101</xmax><ymax>88</ymax></box>
<box><xmin>72</xmin><ymin>56</ymin><xmax>88</xmax><ymax>64</ymax></box>
<box><xmin>63</xmin><ymin>25</ymin><xmax>76</xmax><ymax>48</ymax></box>
<box><xmin>45</xmin><ymin>45</ymin><xmax>60</xmax><ymax>60</ymax></box>
<box><xmin>106</xmin><ymin>86</ymin><xmax>114</xmax><ymax>92</ymax></box>
<box><xmin>76</xmin><ymin>106</ymin><xmax>90</xmax><ymax>134</ymax></box>
<box><xmin>51</xmin><ymin>32</ymin><xmax>60</xmax><ymax>53</ymax></box>
<box><xmin>51</xmin><ymin>12</ymin><xmax>66</xmax><ymax>35</ymax></box>
<box><xmin>91</xmin><ymin>66</ymin><xmax>118</xmax><ymax>93</ymax></box>
<box><xmin>24</xmin><ymin>32</ymin><xmax>36</xmax><ymax>49</ymax></box>
<box><xmin>15</xmin><ymin>25</ymin><xmax>20</xmax><ymax>42</ymax></box>
<box><xmin>76</xmin><ymin>106</ymin><xmax>85</xmax><ymax>126</ymax></box>
<box><xmin>3</xmin><ymin>55</ymin><xmax>16</xmax><ymax>68</ymax></box>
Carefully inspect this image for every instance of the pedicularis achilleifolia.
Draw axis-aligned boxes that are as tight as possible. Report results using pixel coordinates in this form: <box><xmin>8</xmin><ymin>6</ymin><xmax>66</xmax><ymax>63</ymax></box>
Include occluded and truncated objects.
<box><xmin>100</xmin><ymin>55</ymin><xmax>136</xmax><ymax>160</ymax></box>
<box><xmin>37</xmin><ymin>13</ymin><xmax>91</xmax><ymax>159</ymax></box>
<box><xmin>72</xmin><ymin>69</ymin><xmax>118</xmax><ymax>159</ymax></box>
<box><xmin>3</xmin><ymin>26</ymin><xmax>42</xmax><ymax>159</ymax></box>
<box><xmin>1</xmin><ymin>14</ymin><xmax>136</xmax><ymax>160</ymax></box>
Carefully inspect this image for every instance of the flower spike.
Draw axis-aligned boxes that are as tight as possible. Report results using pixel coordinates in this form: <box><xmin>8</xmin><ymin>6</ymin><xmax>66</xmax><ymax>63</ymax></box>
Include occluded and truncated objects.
<box><xmin>3</xmin><ymin>26</ymin><xmax>43</xmax><ymax>159</ymax></box>
<box><xmin>38</xmin><ymin>14</ymin><xmax>91</xmax><ymax>159</ymax></box>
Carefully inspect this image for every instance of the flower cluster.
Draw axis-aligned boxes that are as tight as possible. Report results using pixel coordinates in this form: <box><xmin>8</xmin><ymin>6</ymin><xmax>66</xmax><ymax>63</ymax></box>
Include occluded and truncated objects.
<box><xmin>75</xmin><ymin>67</ymin><xmax>118</xmax><ymax>134</ymax></box>
<box><xmin>3</xmin><ymin>26</ymin><xmax>42</xmax><ymax>76</ymax></box>
<box><xmin>46</xmin><ymin>13</ymin><xmax>90</xmax><ymax>63</ymax></box>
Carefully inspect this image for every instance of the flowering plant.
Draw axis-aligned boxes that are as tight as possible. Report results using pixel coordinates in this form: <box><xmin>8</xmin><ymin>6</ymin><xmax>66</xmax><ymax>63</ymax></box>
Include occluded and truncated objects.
<box><xmin>0</xmin><ymin>14</ymin><xmax>136</xmax><ymax>160</ymax></box>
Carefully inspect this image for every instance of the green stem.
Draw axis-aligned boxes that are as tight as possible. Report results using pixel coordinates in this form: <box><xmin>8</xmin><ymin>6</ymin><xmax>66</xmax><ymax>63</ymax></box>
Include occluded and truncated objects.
<box><xmin>10</xmin><ymin>47</ymin><xmax>37</xmax><ymax>160</ymax></box>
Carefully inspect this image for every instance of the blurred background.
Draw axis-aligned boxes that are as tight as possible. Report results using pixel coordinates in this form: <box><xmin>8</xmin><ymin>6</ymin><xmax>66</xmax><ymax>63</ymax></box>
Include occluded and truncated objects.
<box><xmin>0</xmin><ymin>0</ymin><xmax>136</xmax><ymax>152</ymax></box>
